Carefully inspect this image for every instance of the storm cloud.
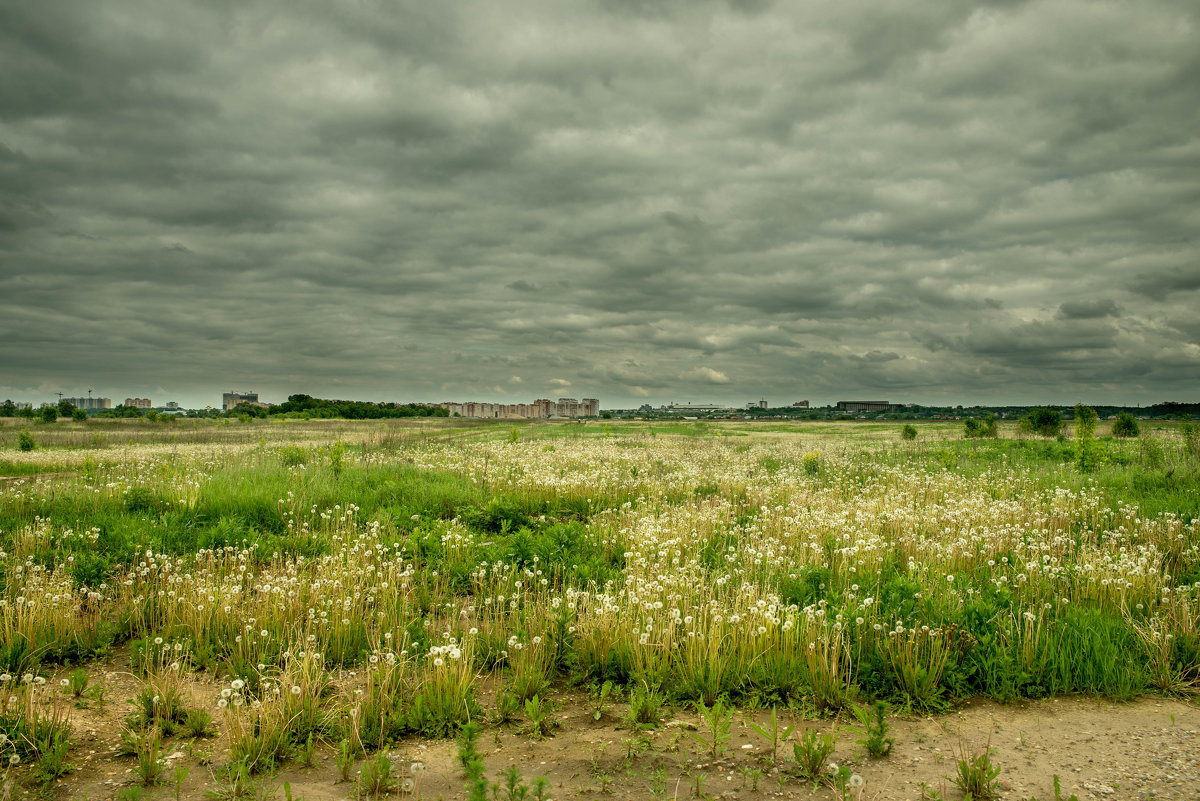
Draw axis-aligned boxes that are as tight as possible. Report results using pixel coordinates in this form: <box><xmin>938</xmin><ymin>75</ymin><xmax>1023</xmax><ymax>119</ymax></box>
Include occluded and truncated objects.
<box><xmin>2</xmin><ymin>0</ymin><xmax>1198</xmax><ymax>408</ymax></box>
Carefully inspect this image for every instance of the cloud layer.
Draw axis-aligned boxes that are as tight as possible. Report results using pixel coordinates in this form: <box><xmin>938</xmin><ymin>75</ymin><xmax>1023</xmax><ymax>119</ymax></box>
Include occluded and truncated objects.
<box><xmin>2</xmin><ymin>0</ymin><xmax>1198</xmax><ymax>408</ymax></box>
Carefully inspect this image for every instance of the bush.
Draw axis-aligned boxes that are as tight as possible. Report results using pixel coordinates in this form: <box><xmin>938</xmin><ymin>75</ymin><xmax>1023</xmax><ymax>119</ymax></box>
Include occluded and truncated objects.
<box><xmin>72</xmin><ymin>408</ymin><xmax>88</xmax><ymax>422</ymax></box>
<box><xmin>964</xmin><ymin>414</ymin><xmax>998</xmax><ymax>439</ymax></box>
<box><xmin>1020</xmin><ymin>407</ymin><xmax>1062</xmax><ymax>437</ymax></box>
<box><xmin>18</xmin><ymin>431</ymin><xmax>36</xmax><ymax>451</ymax></box>
<box><xmin>900</xmin><ymin>424</ymin><xmax>917</xmax><ymax>441</ymax></box>
<box><xmin>40</xmin><ymin>405</ymin><xmax>58</xmax><ymax>423</ymax></box>
<box><xmin>1112</xmin><ymin>412</ymin><xmax>1139</xmax><ymax>438</ymax></box>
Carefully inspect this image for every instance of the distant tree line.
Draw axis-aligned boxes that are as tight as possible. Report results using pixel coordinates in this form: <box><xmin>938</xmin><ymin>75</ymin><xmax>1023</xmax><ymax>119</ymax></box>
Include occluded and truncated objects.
<box><xmin>623</xmin><ymin>401</ymin><xmax>1200</xmax><ymax>422</ymax></box>
<box><xmin>267</xmin><ymin>394</ymin><xmax>448</xmax><ymax>419</ymax></box>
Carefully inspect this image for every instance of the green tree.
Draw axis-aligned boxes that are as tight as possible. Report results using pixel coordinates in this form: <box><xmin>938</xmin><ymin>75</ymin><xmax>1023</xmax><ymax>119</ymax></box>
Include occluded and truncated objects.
<box><xmin>1</xmin><ymin>399</ymin><xmax>15</xmax><ymax>417</ymax></box>
<box><xmin>1112</xmin><ymin>412</ymin><xmax>1139</xmax><ymax>438</ymax></box>
<box><xmin>16</xmin><ymin>406</ymin><xmax>36</xmax><ymax>419</ymax></box>
<box><xmin>72</xmin><ymin>408</ymin><xmax>88</xmax><ymax>422</ymax></box>
<box><xmin>57</xmin><ymin>399</ymin><xmax>76</xmax><ymax>417</ymax></box>
<box><xmin>40</xmin><ymin>405</ymin><xmax>58</xmax><ymax>423</ymax></box>
<box><xmin>901</xmin><ymin>424</ymin><xmax>918</xmax><ymax>440</ymax></box>
<box><xmin>1020</xmin><ymin>407</ymin><xmax>1062</xmax><ymax>437</ymax></box>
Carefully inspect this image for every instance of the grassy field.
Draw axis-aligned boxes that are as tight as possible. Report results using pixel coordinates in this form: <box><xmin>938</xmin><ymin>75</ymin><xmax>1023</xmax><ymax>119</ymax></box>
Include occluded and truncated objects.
<box><xmin>0</xmin><ymin>416</ymin><xmax>1197</xmax><ymax>799</ymax></box>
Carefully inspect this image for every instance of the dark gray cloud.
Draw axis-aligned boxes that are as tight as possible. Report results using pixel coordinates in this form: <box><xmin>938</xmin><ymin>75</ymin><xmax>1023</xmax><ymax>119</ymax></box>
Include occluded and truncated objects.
<box><xmin>2</xmin><ymin>0</ymin><xmax>1199</xmax><ymax>409</ymax></box>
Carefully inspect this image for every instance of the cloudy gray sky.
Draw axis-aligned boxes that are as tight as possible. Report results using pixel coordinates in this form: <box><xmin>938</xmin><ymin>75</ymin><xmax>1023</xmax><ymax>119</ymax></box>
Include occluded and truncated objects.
<box><xmin>2</xmin><ymin>0</ymin><xmax>1198</xmax><ymax>409</ymax></box>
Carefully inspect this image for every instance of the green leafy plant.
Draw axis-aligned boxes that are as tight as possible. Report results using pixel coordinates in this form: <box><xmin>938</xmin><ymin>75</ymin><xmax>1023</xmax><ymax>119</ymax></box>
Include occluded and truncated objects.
<box><xmin>953</xmin><ymin>738</ymin><xmax>1002</xmax><ymax>800</ymax></box>
<box><xmin>625</xmin><ymin>683</ymin><xmax>665</xmax><ymax>731</ymax></box>
<box><xmin>30</xmin><ymin>727</ymin><xmax>72</xmax><ymax>787</ymax></box>
<box><xmin>172</xmin><ymin>765</ymin><xmax>190</xmax><ymax>801</ymax></box>
<box><xmin>689</xmin><ymin>697</ymin><xmax>732</xmax><ymax>759</ymax></box>
<box><xmin>792</xmin><ymin>727</ymin><xmax>837</xmax><ymax>783</ymax></box>
<box><xmin>524</xmin><ymin>695</ymin><xmax>556</xmax><ymax>739</ymax></box>
<box><xmin>335</xmin><ymin>738</ymin><xmax>355</xmax><ymax>783</ymax></box>
<box><xmin>65</xmin><ymin>668</ymin><xmax>89</xmax><ymax>699</ymax></box>
<box><xmin>748</xmin><ymin>706</ymin><xmax>795</xmax><ymax>765</ymax></box>
<box><xmin>359</xmin><ymin>751</ymin><xmax>397</xmax><ymax>798</ymax></box>
<box><xmin>494</xmin><ymin>689</ymin><xmax>521</xmax><ymax>725</ymax></box>
<box><xmin>17</xmin><ymin>431</ymin><xmax>35</xmax><ymax>451</ymax></box>
<box><xmin>901</xmin><ymin>424</ymin><xmax>918</xmax><ymax>441</ymax></box>
<box><xmin>184</xmin><ymin>707</ymin><xmax>215</xmax><ymax>738</ymax></box>
<box><xmin>589</xmin><ymin>680</ymin><xmax>617</xmax><ymax>722</ymax></box>
<box><xmin>850</xmin><ymin>701</ymin><xmax>894</xmax><ymax>758</ymax></box>
<box><xmin>458</xmin><ymin>722</ymin><xmax>483</xmax><ymax>772</ymax></box>
<box><xmin>134</xmin><ymin>726</ymin><xmax>165</xmax><ymax>786</ymax></box>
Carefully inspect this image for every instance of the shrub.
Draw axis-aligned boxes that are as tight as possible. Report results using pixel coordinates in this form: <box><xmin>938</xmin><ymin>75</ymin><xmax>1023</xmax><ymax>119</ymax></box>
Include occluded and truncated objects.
<box><xmin>1111</xmin><ymin>412</ymin><xmax>1139</xmax><ymax>438</ymax></box>
<box><xmin>964</xmin><ymin>415</ymin><xmax>998</xmax><ymax>438</ymax></box>
<box><xmin>900</xmin><ymin>424</ymin><xmax>917</xmax><ymax>440</ymax></box>
<box><xmin>17</xmin><ymin>431</ymin><xmax>36</xmax><ymax>451</ymax></box>
<box><xmin>1020</xmin><ymin>407</ymin><xmax>1062</xmax><ymax>437</ymax></box>
<box><xmin>40</xmin><ymin>405</ymin><xmax>57</xmax><ymax>423</ymax></box>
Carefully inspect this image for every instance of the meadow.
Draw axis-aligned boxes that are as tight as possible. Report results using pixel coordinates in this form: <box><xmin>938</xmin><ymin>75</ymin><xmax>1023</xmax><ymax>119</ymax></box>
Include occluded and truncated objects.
<box><xmin>0</xmin><ymin>415</ymin><xmax>1197</xmax><ymax>800</ymax></box>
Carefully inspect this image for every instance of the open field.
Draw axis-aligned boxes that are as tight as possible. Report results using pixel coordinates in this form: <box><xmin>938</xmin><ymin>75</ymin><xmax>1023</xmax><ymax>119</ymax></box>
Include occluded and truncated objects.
<box><xmin>0</xmin><ymin>417</ymin><xmax>1197</xmax><ymax>800</ymax></box>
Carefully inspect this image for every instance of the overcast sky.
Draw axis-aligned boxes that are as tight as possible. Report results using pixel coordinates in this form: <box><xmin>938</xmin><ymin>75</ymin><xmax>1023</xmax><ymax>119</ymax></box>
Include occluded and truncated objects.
<box><xmin>2</xmin><ymin>0</ymin><xmax>1198</xmax><ymax>410</ymax></box>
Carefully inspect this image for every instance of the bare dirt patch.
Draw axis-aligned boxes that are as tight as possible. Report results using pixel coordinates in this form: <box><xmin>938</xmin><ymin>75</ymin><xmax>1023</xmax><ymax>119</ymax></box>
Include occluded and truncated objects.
<box><xmin>22</xmin><ymin>655</ymin><xmax>1200</xmax><ymax>801</ymax></box>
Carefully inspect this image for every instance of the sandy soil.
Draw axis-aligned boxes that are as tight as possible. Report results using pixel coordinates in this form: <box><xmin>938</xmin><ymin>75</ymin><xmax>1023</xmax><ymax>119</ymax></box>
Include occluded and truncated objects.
<box><xmin>17</xmin><ymin>653</ymin><xmax>1200</xmax><ymax>801</ymax></box>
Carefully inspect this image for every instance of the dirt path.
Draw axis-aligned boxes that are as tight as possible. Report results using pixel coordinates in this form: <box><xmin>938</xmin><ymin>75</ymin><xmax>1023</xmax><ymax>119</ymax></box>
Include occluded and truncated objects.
<box><xmin>32</xmin><ymin>667</ymin><xmax>1199</xmax><ymax>801</ymax></box>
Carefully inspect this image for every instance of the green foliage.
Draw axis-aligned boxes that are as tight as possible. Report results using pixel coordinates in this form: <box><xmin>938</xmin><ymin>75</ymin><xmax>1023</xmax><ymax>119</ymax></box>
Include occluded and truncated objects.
<box><xmin>1112</xmin><ymin>412</ymin><xmax>1140</xmax><ymax>438</ymax></box>
<box><xmin>134</xmin><ymin>727</ymin><xmax>166</xmax><ymax>786</ymax></box>
<box><xmin>30</xmin><ymin>726</ymin><xmax>73</xmax><ymax>787</ymax></box>
<box><xmin>1074</xmin><ymin>404</ymin><xmax>1098</xmax><ymax>471</ymax></box>
<box><xmin>850</xmin><ymin>701</ymin><xmax>894</xmax><ymax>758</ymax></box>
<box><xmin>748</xmin><ymin>706</ymin><xmax>794</xmax><ymax>765</ymax></box>
<box><xmin>524</xmin><ymin>695</ymin><xmax>555</xmax><ymax>739</ymax></box>
<box><xmin>964</xmin><ymin>414</ymin><xmax>998</xmax><ymax>438</ymax></box>
<box><xmin>792</xmin><ymin>727</ymin><xmax>837</xmax><ymax>783</ymax></box>
<box><xmin>953</xmin><ymin>739</ymin><xmax>1002</xmax><ymax>800</ymax></box>
<box><xmin>588</xmin><ymin>680</ymin><xmax>617</xmax><ymax>722</ymax></box>
<box><xmin>1020</xmin><ymin>407</ymin><xmax>1062</xmax><ymax>437</ymax></box>
<box><xmin>625</xmin><ymin>684</ymin><xmax>665</xmax><ymax>731</ymax></box>
<box><xmin>66</xmin><ymin>668</ymin><xmax>89</xmax><ymax>699</ymax></box>
<box><xmin>689</xmin><ymin>697</ymin><xmax>732</xmax><ymax>758</ymax></box>
<box><xmin>359</xmin><ymin>752</ymin><xmax>397</xmax><ymax>798</ymax></box>
<box><xmin>41</xmin><ymin>405</ymin><xmax>58</xmax><ymax>423</ymax></box>
<box><xmin>335</xmin><ymin>738</ymin><xmax>355</xmax><ymax>783</ymax></box>
<box><xmin>901</xmin><ymin>424</ymin><xmax>918</xmax><ymax>440</ymax></box>
<box><xmin>17</xmin><ymin>431</ymin><xmax>36</xmax><ymax>451</ymax></box>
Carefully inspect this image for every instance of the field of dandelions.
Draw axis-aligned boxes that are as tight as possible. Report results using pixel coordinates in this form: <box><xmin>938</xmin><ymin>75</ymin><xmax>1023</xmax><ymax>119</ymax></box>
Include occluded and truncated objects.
<box><xmin>0</xmin><ymin>417</ymin><xmax>1197</xmax><ymax>795</ymax></box>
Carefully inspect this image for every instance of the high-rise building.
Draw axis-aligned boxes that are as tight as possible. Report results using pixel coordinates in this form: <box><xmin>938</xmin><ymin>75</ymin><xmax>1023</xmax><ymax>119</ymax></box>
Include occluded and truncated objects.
<box><xmin>64</xmin><ymin>396</ymin><xmax>112</xmax><ymax>410</ymax></box>
<box><xmin>124</xmin><ymin>398</ymin><xmax>152</xmax><ymax>409</ymax></box>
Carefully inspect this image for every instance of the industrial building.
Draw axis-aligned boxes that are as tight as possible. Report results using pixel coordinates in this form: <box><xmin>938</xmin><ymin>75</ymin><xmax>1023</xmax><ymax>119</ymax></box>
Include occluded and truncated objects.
<box><xmin>223</xmin><ymin>391</ymin><xmax>260</xmax><ymax>411</ymax></box>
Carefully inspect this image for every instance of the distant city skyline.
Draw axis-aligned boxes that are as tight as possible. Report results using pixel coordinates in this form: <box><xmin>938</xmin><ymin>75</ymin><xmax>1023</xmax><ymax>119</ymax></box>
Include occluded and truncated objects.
<box><xmin>0</xmin><ymin>385</ymin><xmax>1184</xmax><ymax>413</ymax></box>
<box><xmin>2</xmin><ymin>2</ymin><xmax>1198</xmax><ymax>407</ymax></box>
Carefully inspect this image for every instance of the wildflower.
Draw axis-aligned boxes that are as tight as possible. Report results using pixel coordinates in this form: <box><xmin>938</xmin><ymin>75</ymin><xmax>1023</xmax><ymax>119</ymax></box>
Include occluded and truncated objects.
<box><xmin>291</xmin><ymin>685</ymin><xmax>302</xmax><ymax>695</ymax></box>
<box><xmin>231</xmin><ymin>679</ymin><xmax>245</xmax><ymax>690</ymax></box>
